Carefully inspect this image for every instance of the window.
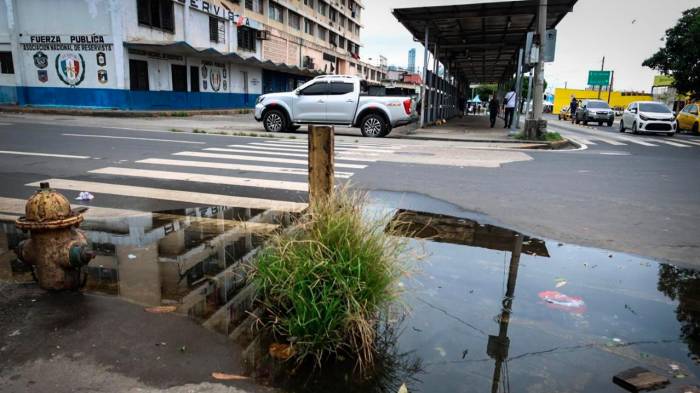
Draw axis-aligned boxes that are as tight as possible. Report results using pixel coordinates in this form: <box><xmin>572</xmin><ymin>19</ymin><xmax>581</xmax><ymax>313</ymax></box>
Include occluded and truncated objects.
<box><xmin>245</xmin><ymin>0</ymin><xmax>263</xmax><ymax>14</ymax></box>
<box><xmin>304</xmin><ymin>0</ymin><xmax>314</xmax><ymax>8</ymax></box>
<box><xmin>289</xmin><ymin>12</ymin><xmax>301</xmax><ymax>30</ymax></box>
<box><xmin>304</xmin><ymin>19</ymin><xmax>315</xmax><ymax>36</ymax></box>
<box><xmin>299</xmin><ymin>82</ymin><xmax>328</xmax><ymax>96</ymax></box>
<box><xmin>329</xmin><ymin>31</ymin><xmax>337</xmax><ymax>47</ymax></box>
<box><xmin>129</xmin><ymin>59</ymin><xmax>149</xmax><ymax>91</ymax></box>
<box><xmin>329</xmin><ymin>82</ymin><xmax>353</xmax><ymax>95</ymax></box>
<box><xmin>171</xmin><ymin>64</ymin><xmax>187</xmax><ymax>92</ymax></box>
<box><xmin>209</xmin><ymin>16</ymin><xmax>225</xmax><ymax>43</ymax></box>
<box><xmin>639</xmin><ymin>103</ymin><xmax>672</xmax><ymax>114</ymax></box>
<box><xmin>269</xmin><ymin>2</ymin><xmax>284</xmax><ymax>23</ymax></box>
<box><xmin>189</xmin><ymin>66</ymin><xmax>200</xmax><ymax>92</ymax></box>
<box><xmin>317</xmin><ymin>1</ymin><xmax>327</xmax><ymax>16</ymax></box>
<box><xmin>136</xmin><ymin>0</ymin><xmax>174</xmax><ymax>32</ymax></box>
<box><xmin>238</xmin><ymin>26</ymin><xmax>256</xmax><ymax>52</ymax></box>
<box><xmin>329</xmin><ymin>8</ymin><xmax>337</xmax><ymax>23</ymax></box>
<box><xmin>689</xmin><ymin>105</ymin><xmax>699</xmax><ymax>115</ymax></box>
<box><xmin>317</xmin><ymin>26</ymin><xmax>327</xmax><ymax>40</ymax></box>
<box><xmin>0</xmin><ymin>52</ymin><xmax>14</xmax><ymax>74</ymax></box>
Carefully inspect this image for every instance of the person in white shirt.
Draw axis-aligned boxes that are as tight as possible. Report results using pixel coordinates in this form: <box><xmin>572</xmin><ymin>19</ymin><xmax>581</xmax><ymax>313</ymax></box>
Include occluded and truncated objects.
<box><xmin>503</xmin><ymin>88</ymin><xmax>517</xmax><ymax>128</ymax></box>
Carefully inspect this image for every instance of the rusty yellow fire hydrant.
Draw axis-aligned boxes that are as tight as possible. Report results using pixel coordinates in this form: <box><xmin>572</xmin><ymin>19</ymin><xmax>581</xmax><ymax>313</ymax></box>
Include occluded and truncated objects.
<box><xmin>14</xmin><ymin>182</ymin><xmax>95</xmax><ymax>290</ymax></box>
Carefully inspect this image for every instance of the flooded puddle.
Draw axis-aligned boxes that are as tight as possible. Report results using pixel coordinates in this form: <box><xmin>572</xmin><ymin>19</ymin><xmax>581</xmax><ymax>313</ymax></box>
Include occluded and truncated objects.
<box><xmin>1</xmin><ymin>192</ymin><xmax>699</xmax><ymax>392</ymax></box>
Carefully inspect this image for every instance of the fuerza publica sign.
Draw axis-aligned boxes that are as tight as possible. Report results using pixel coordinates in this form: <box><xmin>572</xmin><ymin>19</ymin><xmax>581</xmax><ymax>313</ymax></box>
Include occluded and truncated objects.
<box><xmin>20</xmin><ymin>35</ymin><xmax>113</xmax><ymax>51</ymax></box>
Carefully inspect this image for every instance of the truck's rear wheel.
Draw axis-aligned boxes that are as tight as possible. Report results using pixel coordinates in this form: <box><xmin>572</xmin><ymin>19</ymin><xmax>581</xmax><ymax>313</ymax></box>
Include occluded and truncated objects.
<box><xmin>360</xmin><ymin>114</ymin><xmax>388</xmax><ymax>137</ymax></box>
<box><xmin>263</xmin><ymin>109</ymin><xmax>287</xmax><ymax>133</ymax></box>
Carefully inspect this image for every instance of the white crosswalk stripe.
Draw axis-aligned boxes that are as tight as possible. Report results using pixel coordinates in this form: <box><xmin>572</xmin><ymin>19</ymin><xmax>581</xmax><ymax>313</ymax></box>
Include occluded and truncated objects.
<box><xmin>644</xmin><ymin>138</ymin><xmax>690</xmax><ymax>147</ymax></box>
<box><xmin>611</xmin><ymin>135</ymin><xmax>658</xmax><ymax>147</ymax></box>
<box><xmin>27</xmin><ymin>179</ymin><xmax>308</xmax><ymax>212</ymax></box>
<box><xmin>89</xmin><ymin>167</ymin><xmax>309</xmax><ymax>192</ymax></box>
<box><xmin>251</xmin><ymin>142</ymin><xmax>395</xmax><ymax>154</ymax></box>
<box><xmin>203</xmin><ymin>147</ymin><xmax>377</xmax><ymax>162</ymax></box>
<box><xmin>222</xmin><ymin>143</ymin><xmax>379</xmax><ymax>157</ymax></box>
<box><xmin>265</xmin><ymin>139</ymin><xmax>406</xmax><ymax>149</ymax></box>
<box><xmin>136</xmin><ymin>158</ymin><xmax>355</xmax><ymax>178</ymax></box>
<box><xmin>670</xmin><ymin>139</ymin><xmax>700</xmax><ymax>146</ymax></box>
<box><xmin>174</xmin><ymin>151</ymin><xmax>367</xmax><ymax>169</ymax></box>
<box><xmin>0</xmin><ymin>196</ymin><xmax>144</xmax><ymax>218</ymax></box>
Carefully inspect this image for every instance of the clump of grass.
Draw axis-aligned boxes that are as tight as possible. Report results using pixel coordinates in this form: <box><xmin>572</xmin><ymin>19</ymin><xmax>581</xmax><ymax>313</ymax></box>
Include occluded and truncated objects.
<box><xmin>513</xmin><ymin>131</ymin><xmax>564</xmax><ymax>142</ymax></box>
<box><xmin>288</xmin><ymin>136</ymin><xmax>297</xmax><ymax>139</ymax></box>
<box><xmin>192</xmin><ymin>128</ymin><xmax>207</xmax><ymax>134</ymax></box>
<box><xmin>169</xmin><ymin>128</ymin><xmax>184</xmax><ymax>133</ymax></box>
<box><xmin>170</xmin><ymin>111</ymin><xmax>190</xmax><ymax>117</ymax></box>
<box><xmin>254</xmin><ymin>189</ymin><xmax>407</xmax><ymax>371</ymax></box>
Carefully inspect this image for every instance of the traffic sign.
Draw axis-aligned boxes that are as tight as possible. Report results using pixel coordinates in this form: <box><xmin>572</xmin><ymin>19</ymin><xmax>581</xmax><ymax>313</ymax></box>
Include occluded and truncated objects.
<box><xmin>588</xmin><ymin>70</ymin><xmax>611</xmax><ymax>86</ymax></box>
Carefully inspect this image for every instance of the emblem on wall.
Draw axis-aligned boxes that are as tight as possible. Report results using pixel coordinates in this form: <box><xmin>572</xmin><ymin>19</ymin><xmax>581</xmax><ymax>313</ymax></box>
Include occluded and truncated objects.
<box><xmin>210</xmin><ymin>69</ymin><xmax>222</xmax><ymax>92</ymax></box>
<box><xmin>97</xmin><ymin>69</ymin><xmax>108</xmax><ymax>84</ymax></box>
<box><xmin>33</xmin><ymin>51</ymin><xmax>48</xmax><ymax>69</ymax></box>
<box><xmin>201</xmin><ymin>65</ymin><xmax>208</xmax><ymax>79</ymax></box>
<box><xmin>222</xmin><ymin>80</ymin><xmax>227</xmax><ymax>91</ymax></box>
<box><xmin>37</xmin><ymin>70</ymin><xmax>48</xmax><ymax>83</ymax></box>
<box><xmin>55</xmin><ymin>53</ymin><xmax>86</xmax><ymax>86</ymax></box>
<box><xmin>222</xmin><ymin>68</ymin><xmax>227</xmax><ymax>79</ymax></box>
<box><xmin>202</xmin><ymin>80</ymin><xmax>208</xmax><ymax>90</ymax></box>
<box><xmin>96</xmin><ymin>52</ymin><xmax>107</xmax><ymax>67</ymax></box>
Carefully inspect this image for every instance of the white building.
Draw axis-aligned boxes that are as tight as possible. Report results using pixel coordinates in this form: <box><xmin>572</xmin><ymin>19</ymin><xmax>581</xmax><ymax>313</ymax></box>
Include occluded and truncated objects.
<box><xmin>0</xmin><ymin>0</ymin><xmax>319</xmax><ymax>110</ymax></box>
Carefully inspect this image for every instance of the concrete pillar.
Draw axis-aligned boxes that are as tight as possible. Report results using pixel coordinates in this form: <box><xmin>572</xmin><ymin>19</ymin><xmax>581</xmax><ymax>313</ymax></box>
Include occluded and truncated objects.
<box><xmin>431</xmin><ymin>44</ymin><xmax>439</xmax><ymax>123</ymax></box>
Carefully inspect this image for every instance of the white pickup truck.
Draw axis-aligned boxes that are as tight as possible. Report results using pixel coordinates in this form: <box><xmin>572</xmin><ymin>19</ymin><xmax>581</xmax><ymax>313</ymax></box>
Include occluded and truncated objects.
<box><xmin>254</xmin><ymin>75</ymin><xmax>418</xmax><ymax>137</ymax></box>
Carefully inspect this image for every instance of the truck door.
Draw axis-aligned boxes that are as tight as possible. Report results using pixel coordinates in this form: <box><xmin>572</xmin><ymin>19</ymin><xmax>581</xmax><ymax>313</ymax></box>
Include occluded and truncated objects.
<box><xmin>294</xmin><ymin>81</ymin><xmax>329</xmax><ymax>122</ymax></box>
<box><xmin>326</xmin><ymin>81</ymin><xmax>357</xmax><ymax>123</ymax></box>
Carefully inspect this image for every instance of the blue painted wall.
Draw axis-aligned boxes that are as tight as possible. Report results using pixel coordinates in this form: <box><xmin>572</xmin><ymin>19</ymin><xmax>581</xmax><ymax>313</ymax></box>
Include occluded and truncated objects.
<box><xmin>12</xmin><ymin>86</ymin><xmax>259</xmax><ymax>110</ymax></box>
<box><xmin>0</xmin><ymin>86</ymin><xmax>17</xmax><ymax>104</ymax></box>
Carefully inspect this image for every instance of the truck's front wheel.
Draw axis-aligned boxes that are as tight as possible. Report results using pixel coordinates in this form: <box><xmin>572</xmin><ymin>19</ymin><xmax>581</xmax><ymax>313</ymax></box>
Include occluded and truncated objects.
<box><xmin>360</xmin><ymin>114</ymin><xmax>388</xmax><ymax>137</ymax></box>
<box><xmin>263</xmin><ymin>109</ymin><xmax>287</xmax><ymax>133</ymax></box>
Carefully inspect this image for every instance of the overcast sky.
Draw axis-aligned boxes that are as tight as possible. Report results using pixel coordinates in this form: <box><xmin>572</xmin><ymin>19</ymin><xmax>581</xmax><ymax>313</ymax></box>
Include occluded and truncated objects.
<box><xmin>361</xmin><ymin>0</ymin><xmax>697</xmax><ymax>92</ymax></box>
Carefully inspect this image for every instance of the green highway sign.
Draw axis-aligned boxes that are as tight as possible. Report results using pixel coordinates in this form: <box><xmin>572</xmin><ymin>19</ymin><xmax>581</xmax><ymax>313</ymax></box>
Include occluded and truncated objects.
<box><xmin>588</xmin><ymin>70</ymin><xmax>611</xmax><ymax>86</ymax></box>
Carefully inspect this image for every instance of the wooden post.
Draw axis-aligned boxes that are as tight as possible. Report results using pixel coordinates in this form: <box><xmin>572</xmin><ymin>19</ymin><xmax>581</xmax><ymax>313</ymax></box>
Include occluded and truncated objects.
<box><xmin>308</xmin><ymin>125</ymin><xmax>334</xmax><ymax>204</ymax></box>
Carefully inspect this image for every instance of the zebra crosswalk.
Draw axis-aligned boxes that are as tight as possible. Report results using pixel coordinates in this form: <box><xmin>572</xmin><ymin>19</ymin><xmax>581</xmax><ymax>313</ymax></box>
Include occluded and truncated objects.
<box><xmin>0</xmin><ymin>138</ymin><xmax>406</xmax><ymax>219</ymax></box>
<box><xmin>554</xmin><ymin>126</ymin><xmax>700</xmax><ymax>149</ymax></box>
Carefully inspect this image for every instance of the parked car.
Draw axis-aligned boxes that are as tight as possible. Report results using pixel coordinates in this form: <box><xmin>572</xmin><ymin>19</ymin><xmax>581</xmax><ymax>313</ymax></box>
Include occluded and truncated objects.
<box><xmin>574</xmin><ymin>99</ymin><xmax>615</xmax><ymax>126</ymax></box>
<box><xmin>619</xmin><ymin>101</ymin><xmax>676</xmax><ymax>136</ymax></box>
<box><xmin>254</xmin><ymin>75</ymin><xmax>418</xmax><ymax>137</ymax></box>
<box><xmin>676</xmin><ymin>103</ymin><xmax>699</xmax><ymax>134</ymax></box>
<box><xmin>558</xmin><ymin>107</ymin><xmax>572</xmax><ymax>121</ymax></box>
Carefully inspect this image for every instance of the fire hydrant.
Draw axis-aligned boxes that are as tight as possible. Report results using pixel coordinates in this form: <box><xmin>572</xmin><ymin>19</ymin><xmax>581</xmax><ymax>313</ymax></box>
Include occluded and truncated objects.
<box><xmin>14</xmin><ymin>182</ymin><xmax>95</xmax><ymax>290</ymax></box>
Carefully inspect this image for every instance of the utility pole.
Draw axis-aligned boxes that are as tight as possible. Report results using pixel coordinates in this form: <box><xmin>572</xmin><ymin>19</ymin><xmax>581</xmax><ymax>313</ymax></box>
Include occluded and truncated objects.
<box><xmin>597</xmin><ymin>56</ymin><xmax>605</xmax><ymax>99</ymax></box>
<box><xmin>512</xmin><ymin>48</ymin><xmax>524</xmax><ymax>132</ymax></box>
<box><xmin>607</xmin><ymin>70</ymin><xmax>615</xmax><ymax>104</ymax></box>
<box><xmin>530</xmin><ymin>0</ymin><xmax>547</xmax><ymax>138</ymax></box>
<box><xmin>420</xmin><ymin>27</ymin><xmax>430</xmax><ymax>129</ymax></box>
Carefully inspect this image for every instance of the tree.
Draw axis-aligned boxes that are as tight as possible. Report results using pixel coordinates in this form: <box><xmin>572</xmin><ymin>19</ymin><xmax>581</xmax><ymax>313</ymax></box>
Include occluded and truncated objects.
<box><xmin>473</xmin><ymin>84</ymin><xmax>497</xmax><ymax>101</ymax></box>
<box><xmin>643</xmin><ymin>7</ymin><xmax>700</xmax><ymax>99</ymax></box>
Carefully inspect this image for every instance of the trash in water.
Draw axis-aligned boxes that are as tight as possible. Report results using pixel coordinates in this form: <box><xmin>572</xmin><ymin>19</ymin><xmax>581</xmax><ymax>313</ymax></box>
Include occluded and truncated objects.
<box><xmin>127</xmin><ymin>254</ymin><xmax>137</xmax><ymax>260</ymax></box>
<box><xmin>179</xmin><ymin>345</ymin><xmax>187</xmax><ymax>353</ymax></box>
<box><xmin>75</xmin><ymin>191</ymin><xmax>94</xmax><ymax>201</ymax></box>
<box><xmin>8</xmin><ymin>329</ymin><xmax>20</xmax><ymax>337</ymax></box>
<box><xmin>435</xmin><ymin>346</ymin><xmax>446</xmax><ymax>357</ymax></box>
<box><xmin>269</xmin><ymin>343</ymin><xmax>295</xmax><ymax>360</ymax></box>
<box><xmin>555</xmin><ymin>277</ymin><xmax>567</xmax><ymax>288</ymax></box>
<box><xmin>461</xmin><ymin>349</ymin><xmax>469</xmax><ymax>359</ymax></box>
<box><xmin>670</xmin><ymin>364</ymin><xmax>680</xmax><ymax>371</ymax></box>
<box><xmin>398</xmin><ymin>383</ymin><xmax>409</xmax><ymax>393</ymax></box>
<box><xmin>144</xmin><ymin>305</ymin><xmax>177</xmax><ymax>314</ymax></box>
<box><xmin>411</xmin><ymin>326</ymin><xmax>422</xmax><ymax>333</ymax></box>
<box><xmin>211</xmin><ymin>372</ymin><xmax>249</xmax><ymax>381</ymax></box>
<box><xmin>538</xmin><ymin>291</ymin><xmax>587</xmax><ymax>314</ymax></box>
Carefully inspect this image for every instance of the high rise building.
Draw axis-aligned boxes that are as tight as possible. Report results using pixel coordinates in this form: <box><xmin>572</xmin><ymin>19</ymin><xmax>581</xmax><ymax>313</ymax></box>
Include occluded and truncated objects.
<box><xmin>407</xmin><ymin>48</ymin><xmax>416</xmax><ymax>73</ymax></box>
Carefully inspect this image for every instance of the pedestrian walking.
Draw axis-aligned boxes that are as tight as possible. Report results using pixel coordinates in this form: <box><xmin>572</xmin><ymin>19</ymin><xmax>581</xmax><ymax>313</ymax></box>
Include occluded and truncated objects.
<box><xmin>504</xmin><ymin>88</ymin><xmax>516</xmax><ymax>128</ymax></box>
<box><xmin>488</xmin><ymin>95</ymin><xmax>500</xmax><ymax>128</ymax></box>
<box><xmin>569</xmin><ymin>96</ymin><xmax>579</xmax><ymax>124</ymax></box>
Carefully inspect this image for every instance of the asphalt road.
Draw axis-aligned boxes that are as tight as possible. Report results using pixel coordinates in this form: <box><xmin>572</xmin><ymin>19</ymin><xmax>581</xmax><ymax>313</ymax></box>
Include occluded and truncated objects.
<box><xmin>0</xmin><ymin>114</ymin><xmax>699</xmax><ymax>267</ymax></box>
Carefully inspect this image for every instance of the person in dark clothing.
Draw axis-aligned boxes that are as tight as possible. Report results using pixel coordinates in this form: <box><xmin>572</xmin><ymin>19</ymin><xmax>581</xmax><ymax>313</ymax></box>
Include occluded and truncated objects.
<box><xmin>569</xmin><ymin>96</ymin><xmax>579</xmax><ymax>123</ymax></box>
<box><xmin>488</xmin><ymin>96</ymin><xmax>500</xmax><ymax>128</ymax></box>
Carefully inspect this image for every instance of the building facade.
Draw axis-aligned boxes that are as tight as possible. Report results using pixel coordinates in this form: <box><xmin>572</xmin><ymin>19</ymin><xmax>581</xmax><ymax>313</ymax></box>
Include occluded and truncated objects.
<box><xmin>0</xmin><ymin>0</ymin><xmax>383</xmax><ymax>110</ymax></box>
<box><xmin>407</xmin><ymin>48</ymin><xmax>415</xmax><ymax>73</ymax></box>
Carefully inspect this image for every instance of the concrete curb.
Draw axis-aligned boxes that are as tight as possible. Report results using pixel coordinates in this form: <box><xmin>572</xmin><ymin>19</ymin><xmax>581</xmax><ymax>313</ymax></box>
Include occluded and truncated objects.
<box><xmin>0</xmin><ymin>105</ymin><xmax>252</xmax><ymax>118</ymax></box>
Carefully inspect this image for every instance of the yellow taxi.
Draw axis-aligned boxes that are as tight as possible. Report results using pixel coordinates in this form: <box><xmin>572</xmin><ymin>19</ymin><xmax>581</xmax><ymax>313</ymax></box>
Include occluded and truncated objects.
<box><xmin>558</xmin><ymin>107</ymin><xmax>572</xmax><ymax>121</ymax></box>
<box><xmin>677</xmin><ymin>103</ymin><xmax>699</xmax><ymax>134</ymax></box>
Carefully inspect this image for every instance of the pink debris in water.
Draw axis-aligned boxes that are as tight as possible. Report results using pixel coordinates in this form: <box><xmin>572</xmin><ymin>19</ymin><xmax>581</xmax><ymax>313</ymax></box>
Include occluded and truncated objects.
<box><xmin>538</xmin><ymin>290</ymin><xmax>587</xmax><ymax>314</ymax></box>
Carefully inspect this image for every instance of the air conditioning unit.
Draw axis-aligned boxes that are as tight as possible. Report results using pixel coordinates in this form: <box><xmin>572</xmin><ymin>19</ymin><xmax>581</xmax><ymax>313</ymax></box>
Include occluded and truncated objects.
<box><xmin>256</xmin><ymin>30</ymin><xmax>270</xmax><ymax>40</ymax></box>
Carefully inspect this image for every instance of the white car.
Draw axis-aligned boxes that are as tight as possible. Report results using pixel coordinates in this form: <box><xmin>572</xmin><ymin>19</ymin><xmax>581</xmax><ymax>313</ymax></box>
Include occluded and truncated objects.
<box><xmin>619</xmin><ymin>101</ymin><xmax>677</xmax><ymax>136</ymax></box>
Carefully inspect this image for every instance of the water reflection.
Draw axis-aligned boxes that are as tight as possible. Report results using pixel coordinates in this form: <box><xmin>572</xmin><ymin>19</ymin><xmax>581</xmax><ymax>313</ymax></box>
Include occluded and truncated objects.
<box><xmin>2</xmin><ymin>195</ymin><xmax>700</xmax><ymax>392</ymax></box>
<box><xmin>0</xmin><ymin>206</ymin><xmax>292</xmax><ymax>333</ymax></box>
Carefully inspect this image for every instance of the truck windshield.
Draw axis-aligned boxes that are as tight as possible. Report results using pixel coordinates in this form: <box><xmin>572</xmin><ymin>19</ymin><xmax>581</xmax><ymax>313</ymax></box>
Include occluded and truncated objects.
<box><xmin>639</xmin><ymin>103</ymin><xmax>672</xmax><ymax>113</ymax></box>
<box><xmin>587</xmin><ymin>101</ymin><xmax>610</xmax><ymax>109</ymax></box>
